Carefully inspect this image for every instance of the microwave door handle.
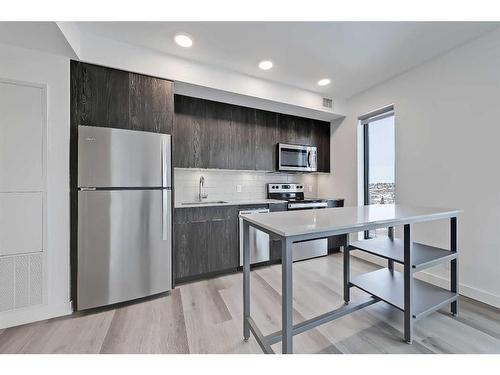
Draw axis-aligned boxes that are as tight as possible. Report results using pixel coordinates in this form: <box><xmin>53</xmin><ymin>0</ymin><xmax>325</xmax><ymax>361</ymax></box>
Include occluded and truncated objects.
<box><xmin>307</xmin><ymin>151</ymin><xmax>312</xmax><ymax>167</ymax></box>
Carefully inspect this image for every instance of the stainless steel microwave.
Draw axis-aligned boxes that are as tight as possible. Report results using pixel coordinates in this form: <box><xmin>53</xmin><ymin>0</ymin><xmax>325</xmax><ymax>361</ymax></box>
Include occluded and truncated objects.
<box><xmin>277</xmin><ymin>143</ymin><xmax>317</xmax><ymax>172</ymax></box>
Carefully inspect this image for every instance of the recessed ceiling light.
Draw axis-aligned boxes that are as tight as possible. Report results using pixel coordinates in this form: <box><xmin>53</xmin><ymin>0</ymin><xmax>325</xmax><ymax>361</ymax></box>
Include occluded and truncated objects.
<box><xmin>317</xmin><ymin>78</ymin><xmax>331</xmax><ymax>86</ymax></box>
<box><xmin>174</xmin><ymin>33</ymin><xmax>193</xmax><ymax>48</ymax></box>
<box><xmin>258</xmin><ymin>60</ymin><xmax>273</xmax><ymax>70</ymax></box>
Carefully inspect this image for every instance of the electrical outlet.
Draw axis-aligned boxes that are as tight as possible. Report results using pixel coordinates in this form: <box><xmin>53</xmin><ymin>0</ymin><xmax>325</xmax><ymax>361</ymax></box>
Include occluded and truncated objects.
<box><xmin>237</xmin><ymin>184</ymin><xmax>242</xmax><ymax>193</ymax></box>
<box><xmin>308</xmin><ymin>185</ymin><xmax>313</xmax><ymax>192</ymax></box>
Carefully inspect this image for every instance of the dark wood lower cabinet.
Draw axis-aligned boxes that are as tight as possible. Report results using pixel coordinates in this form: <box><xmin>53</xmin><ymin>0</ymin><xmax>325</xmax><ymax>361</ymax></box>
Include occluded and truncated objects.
<box><xmin>175</xmin><ymin>221</ymin><xmax>211</xmax><ymax>278</ymax></box>
<box><xmin>328</xmin><ymin>199</ymin><xmax>345</xmax><ymax>253</ymax></box>
<box><xmin>208</xmin><ymin>218</ymin><xmax>239</xmax><ymax>272</ymax></box>
<box><xmin>174</xmin><ymin>206</ymin><xmax>239</xmax><ymax>283</ymax></box>
<box><xmin>174</xmin><ymin>201</ymin><xmax>345</xmax><ymax>283</ymax></box>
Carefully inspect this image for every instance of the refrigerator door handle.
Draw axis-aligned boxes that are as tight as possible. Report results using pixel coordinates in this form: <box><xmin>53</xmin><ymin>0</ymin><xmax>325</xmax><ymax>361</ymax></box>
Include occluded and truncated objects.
<box><xmin>162</xmin><ymin>189</ymin><xmax>170</xmax><ymax>240</ymax></box>
<box><xmin>161</xmin><ymin>138</ymin><xmax>167</xmax><ymax>188</ymax></box>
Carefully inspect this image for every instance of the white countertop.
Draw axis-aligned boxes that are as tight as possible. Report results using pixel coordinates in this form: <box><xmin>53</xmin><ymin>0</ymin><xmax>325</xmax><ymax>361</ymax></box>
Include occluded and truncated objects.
<box><xmin>175</xmin><ymin>196</ymin><xmax>344</xmax><ymax>209</ymax></box>
<box><xmin>240</xmin><ymin>204</ymin><xmax>462</xmax><ymax>237</ymax></box>
<box><xmin>175</xmin><ymin>198</ymin><xmax>287</xmax><ymax>209</ymax></box>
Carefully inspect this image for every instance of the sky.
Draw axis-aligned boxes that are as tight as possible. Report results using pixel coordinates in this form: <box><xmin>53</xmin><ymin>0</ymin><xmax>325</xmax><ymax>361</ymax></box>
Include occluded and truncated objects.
<box><xmin>368</xmin><ymin>115</ymin><xmax>395</xmax><ymax>183</ymax></box>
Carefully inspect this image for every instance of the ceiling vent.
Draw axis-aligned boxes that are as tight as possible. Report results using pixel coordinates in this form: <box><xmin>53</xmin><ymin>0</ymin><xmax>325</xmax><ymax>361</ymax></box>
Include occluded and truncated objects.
<box><xmin>322</xmin><ymin>98</ymin><xmax>333</xmax><ymax>109</ymax></box>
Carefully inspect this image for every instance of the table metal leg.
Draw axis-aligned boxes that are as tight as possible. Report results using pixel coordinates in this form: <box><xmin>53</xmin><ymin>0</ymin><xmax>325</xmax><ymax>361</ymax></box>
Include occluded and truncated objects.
<box><xmin>404</xmin><ymin>224</ymin><xmax>414</xmax><ymax>344</ymax></box>
<box><xmin>450</xmin><ymin>217</ymin><xmax>458</xmax><ymax>316</ymax></box>
<box><xmin>243</xmin><ymin>221</ymin><xmax>250</xmax><ymax>341</ymax></box>
<box><xmin>388</xmin><ymin>226</ymin><xmax>395</xmax><ymax>271</ymax></box>
<box><xmin>343</xmin><ymin>234</ymin><xmax>350</xmax><ymax>305</ymax></box>
<box><xmin>282</xmin><ymin>237</ymin><xmax>293</xmax><ymax>354</ymax></box>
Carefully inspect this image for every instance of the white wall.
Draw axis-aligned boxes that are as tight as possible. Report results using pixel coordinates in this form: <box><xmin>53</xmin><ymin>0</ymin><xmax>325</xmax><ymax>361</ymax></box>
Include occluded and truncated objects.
<box><xmin>0</xmin><ymin>43</ymin><xmax>71</xmax><ymax>328</ymax></box>
<box><xmin>319</xmin><ymin>28</ymin><xmax>500</xmax><ymax>308</ymax></box>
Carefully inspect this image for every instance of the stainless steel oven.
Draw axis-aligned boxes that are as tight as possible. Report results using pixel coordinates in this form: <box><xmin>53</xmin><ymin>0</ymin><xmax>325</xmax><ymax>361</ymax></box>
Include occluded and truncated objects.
<box><xmin>268</xmin><ymin>183</ymin><xmax>328</xmax><ymax>261</ymax></box>
<box><xmin>277</xmin><ymin>143</ymin><xmax>317</xmax><ymax>172</ymax></box>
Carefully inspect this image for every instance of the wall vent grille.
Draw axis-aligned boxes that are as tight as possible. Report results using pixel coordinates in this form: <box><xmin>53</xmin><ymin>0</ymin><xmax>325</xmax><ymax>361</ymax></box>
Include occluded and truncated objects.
<box><xmin>322</xmin><ymin>98</ymin><xmax>333</xmax><ymax>109</ymax></box>
<box><xmin>0</xmin><ymin>253</ymin><xmax>43</xmax><ymax>312</ymax></box>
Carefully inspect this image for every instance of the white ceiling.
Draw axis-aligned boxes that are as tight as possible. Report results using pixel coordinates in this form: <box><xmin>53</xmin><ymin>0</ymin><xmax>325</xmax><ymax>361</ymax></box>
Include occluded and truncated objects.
<box><xmin>0</xmin><ymin>22</ymin><xmax>76</xmax><ymax>57</ymax></box>
<box><xmin>75</xmin><ymin>22</ymin><xmax>499</xmax><ymax>99</ymax></box>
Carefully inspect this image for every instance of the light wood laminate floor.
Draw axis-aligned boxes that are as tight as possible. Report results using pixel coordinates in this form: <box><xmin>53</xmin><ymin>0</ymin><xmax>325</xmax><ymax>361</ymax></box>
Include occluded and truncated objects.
<box><xmin>1</xmin><ymin>254</ymin><xmax>499</xmax><ymax>354</ymax></box>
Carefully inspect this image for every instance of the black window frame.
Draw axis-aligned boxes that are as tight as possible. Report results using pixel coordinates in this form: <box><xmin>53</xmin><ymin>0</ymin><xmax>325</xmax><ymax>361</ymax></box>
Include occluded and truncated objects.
<box><xmin>360</xmin><ymin>105</ymin><xmax>395</xmax><ymax>239</ymax></box>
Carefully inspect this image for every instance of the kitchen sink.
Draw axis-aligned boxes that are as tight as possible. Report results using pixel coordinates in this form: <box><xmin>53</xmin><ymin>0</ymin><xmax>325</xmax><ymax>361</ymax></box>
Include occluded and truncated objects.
<box><xmin>181</xmin><ymin>201</ymin><xmax>228</xmax><ymax>205</ymax></box>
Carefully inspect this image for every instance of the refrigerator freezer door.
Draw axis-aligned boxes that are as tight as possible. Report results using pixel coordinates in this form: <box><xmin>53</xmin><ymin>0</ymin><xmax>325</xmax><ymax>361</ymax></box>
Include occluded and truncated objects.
<box><xmin>78</xmin><ymin>126</ymin><xmax>171</xmax><ymax>188</ymax></box>
<box><xmin>77</xmin><ymin>189</ymin><xmax>172</xmax><ymax>310</ymax></box>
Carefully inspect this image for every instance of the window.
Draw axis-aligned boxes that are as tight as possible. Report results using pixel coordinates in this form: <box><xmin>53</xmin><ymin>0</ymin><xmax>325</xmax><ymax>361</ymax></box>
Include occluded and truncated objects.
<box><xmin>361</xmin><ymin>106</ymin><xmax>395</xmax><ymax>238</ymax></box>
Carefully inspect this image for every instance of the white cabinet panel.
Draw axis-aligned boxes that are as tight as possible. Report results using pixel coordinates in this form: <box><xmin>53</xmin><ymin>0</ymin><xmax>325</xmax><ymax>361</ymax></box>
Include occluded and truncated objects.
<box><xmin>0</xmin><ymin>192</ymin><xmax>43</xmax><ymax>255</ymax></box>
<box><xmin>0</xmin><ymin>81</ymin><xmax>44</xmax><ymax>192</ymax></box>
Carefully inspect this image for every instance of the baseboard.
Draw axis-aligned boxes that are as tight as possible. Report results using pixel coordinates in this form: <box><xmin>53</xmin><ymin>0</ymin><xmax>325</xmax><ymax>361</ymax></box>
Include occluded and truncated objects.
<box><xmin>350</xmin><ymin>251</ymin><xmax>500</xmax><ymax>309</ymax></box>
<box><xmin>415</xmin><ymin>270</ymin><xmax>500</xmax><ymax>309</ymax></box>
<box><xmin>0</xmin><ymin>301</ymin><xmax>73</xmax><ymax>329</ymax></box>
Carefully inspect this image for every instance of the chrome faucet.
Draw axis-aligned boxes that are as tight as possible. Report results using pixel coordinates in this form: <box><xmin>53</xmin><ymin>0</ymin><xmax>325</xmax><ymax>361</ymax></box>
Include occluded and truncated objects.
<box><xmin>198</xmin><ymin>176</ymin><xmax>208</xmax><ymax>201</ymax></box>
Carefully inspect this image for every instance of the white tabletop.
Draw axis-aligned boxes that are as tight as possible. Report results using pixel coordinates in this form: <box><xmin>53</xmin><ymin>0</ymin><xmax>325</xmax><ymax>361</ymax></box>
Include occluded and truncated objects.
<box><xmin>240</xmin><ymin>204</ymin><xmax>462</xmax><ymax>237</ymax></box>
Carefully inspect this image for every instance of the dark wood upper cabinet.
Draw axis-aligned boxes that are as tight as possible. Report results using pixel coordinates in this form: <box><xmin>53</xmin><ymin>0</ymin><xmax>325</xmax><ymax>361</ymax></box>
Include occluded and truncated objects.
<box><xmin>71</xmin><ymin>63</ymin><xmax>329</xmax><ymax>172</ymax></box>
<box><xmin>278</xmin><ymin>114</ymin><xmax>315</xmax><ymax>146</ymax></box>
<box><xmin>129</xmin><ymin>72</ymin><xmax>174</xmax><ymax>134</ymax></box>
<box><xmin>70</xmin><ymin>61</ymin><xmax>174</xmax><ymax>134</ymax></box>
<box><xmin>255</xmin><ymin>110</ymin><xmax>278</xmax><ymax>171</ymax></box>
<box><xmin>294</xmin><ymin>116</ymin><xmax>314</xmax><ymax>146</ymax></box>
<box><xmin>229</xmin><ymin>105</ymin><xmax>257</xmax><ymax>170</ymax></box>
<box><xmin>204</xmin><ymin>100</ymin><xmax>232</xmax><ymax>169</ymax></box>
<box><xmin>312</xmin><ymin>120</ymin><xmax>331</xmax><ymax>172</ymax></box>
<box><xmin>172</xmin><ymin>95</ymin><xmax>330</xmax><ymax>172</ymax></box>
<box><xmin>173</xmin><ymin>95</ymin><xmax>205</xmax><ymax>168</ymax></box>
<box><xmin>72</xmin><ymin>61</ymin><xmax>130</xmax><ymax>129</ymax></box>
<box><xmin>277</xmin><ymin>113</ymin><xmax>296</xmax><ymax>144</ymax></box>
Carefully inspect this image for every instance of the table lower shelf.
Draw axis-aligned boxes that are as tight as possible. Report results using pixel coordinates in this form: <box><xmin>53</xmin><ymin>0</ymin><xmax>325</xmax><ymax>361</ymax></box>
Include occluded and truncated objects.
<box><xmin>349</xmin><ymin>237</ymin><xmax>456</xmax><ymax>271</ymax></box>
<box><xmin>350</xmin><ymin>268</ymin><xmax>457</xmax><ymax>320</ymax></box>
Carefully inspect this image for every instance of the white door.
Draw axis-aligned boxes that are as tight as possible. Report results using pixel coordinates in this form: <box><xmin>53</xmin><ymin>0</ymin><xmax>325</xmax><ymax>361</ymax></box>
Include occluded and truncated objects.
<box><xmin>0</xmin><ymin>81</ymin><xmax>45</xmax><ymax>256</ymax></box>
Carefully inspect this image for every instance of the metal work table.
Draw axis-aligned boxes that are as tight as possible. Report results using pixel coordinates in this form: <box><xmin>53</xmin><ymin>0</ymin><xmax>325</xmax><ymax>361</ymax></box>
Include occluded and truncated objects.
<box><xmin>241</xmin><ymin>204</ymin><xmax>461</xmax><ymax>354</ymax></box>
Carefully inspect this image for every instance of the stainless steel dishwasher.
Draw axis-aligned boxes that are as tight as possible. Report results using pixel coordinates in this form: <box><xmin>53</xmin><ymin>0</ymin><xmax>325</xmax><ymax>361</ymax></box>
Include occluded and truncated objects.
<box><xmin>239</xmin><ymin>208</ymin><xmax>270</xmax><ymax>265</ymax></box>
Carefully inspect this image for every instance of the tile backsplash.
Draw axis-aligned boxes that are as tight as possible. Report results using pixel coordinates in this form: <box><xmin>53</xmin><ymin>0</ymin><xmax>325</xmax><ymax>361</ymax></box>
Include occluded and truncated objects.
<box><xmin>174</xmin><ymin>168</ymin><xmax>319</xmax><ymax>205</ymax></box>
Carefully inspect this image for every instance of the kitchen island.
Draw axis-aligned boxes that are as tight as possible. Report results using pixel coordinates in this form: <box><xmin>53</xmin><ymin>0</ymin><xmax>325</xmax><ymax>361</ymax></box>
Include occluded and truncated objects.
<box><xmin>241</xmin><ymin>204</ymin><xmax>461</xmax><ymax>354</ymax></box>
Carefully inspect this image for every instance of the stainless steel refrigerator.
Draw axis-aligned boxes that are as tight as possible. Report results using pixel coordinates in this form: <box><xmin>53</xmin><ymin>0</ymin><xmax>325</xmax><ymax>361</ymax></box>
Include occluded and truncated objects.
<box><xmin>77</xmin><ymin>126</ymin><xmax>172</xmax><ymax>310</ymax></box>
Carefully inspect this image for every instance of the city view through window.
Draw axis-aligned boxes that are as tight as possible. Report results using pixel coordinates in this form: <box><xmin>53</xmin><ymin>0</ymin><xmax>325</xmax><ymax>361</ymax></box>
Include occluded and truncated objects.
<box><xmin>367</xmin><ymin>115</ymin><xmax>395</xmax><ymax>205</ymax></box>
<box><xmin>364</xmin><ymin>112</ymin><xmax>395</xmax><ymax>238</ymax></box>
